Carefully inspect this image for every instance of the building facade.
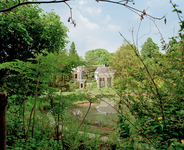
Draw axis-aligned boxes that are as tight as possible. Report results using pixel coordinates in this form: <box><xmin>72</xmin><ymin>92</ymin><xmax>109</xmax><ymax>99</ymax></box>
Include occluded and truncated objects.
<box><xmin>94</xmin><ymin>67</ymin><xmax>114</xmax><ymax>88</ymax></box>
<box><xmin>72</xmin><ymin>66</ymin><xmax>86</xmax><ymax>89</ymax></box>
<box><xmin>72</xmin><ymin>65</ymin><xmax>114</xmax><ymax>89</ymax></box>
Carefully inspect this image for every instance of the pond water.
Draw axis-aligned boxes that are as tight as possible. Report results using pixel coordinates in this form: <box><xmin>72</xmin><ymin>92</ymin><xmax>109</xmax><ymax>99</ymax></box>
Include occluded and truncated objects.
<box><xmin>71</xmin><ymin>102</ymin><xmax>118</xmax><ymax>127</ymax></box>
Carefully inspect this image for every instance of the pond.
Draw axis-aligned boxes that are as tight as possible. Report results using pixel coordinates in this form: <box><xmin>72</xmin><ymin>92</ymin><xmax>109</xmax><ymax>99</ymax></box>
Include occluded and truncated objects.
<box><xmin>71</xmin><ymin>102</ymin><xmax>118</xmax><ymax>127</ymax></box>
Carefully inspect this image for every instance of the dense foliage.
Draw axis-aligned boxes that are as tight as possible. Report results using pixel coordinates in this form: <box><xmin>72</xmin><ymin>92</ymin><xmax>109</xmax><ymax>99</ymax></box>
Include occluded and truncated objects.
<box><xmin>69</xmin><ymin>41</ymin><xmax>80</xmax><ymax>61</ymax></box>
<box><xmin>0</xmin><ymin>0</ymin><xmax>69</xmax><ymax>89</ymax></box>
<box><xmin>109</xmin><ymin>41</ymin><xmax>139</xmax><ymax>78</ymax></box>
<box><xmin>0</xmin><ymin>0</ymin><xmax>184</xmax><ymax>150</ymax></box>
<box><xmin>0</xmin><ymin>0</ymin><xmax>69</xmax><ymax>63</ymax></box>
<box><xmin>85</xmin><ymin>48</ymin><xmax>112</xmax><ymax>66</ymax></box>
<box><xmin>114</xmin><ymin>31</ymin><xmax>184</xmax><ymax>150</ymax></box>
<box><xmin>141</xmin><ymin>37</ymin><xmax>159</xmax><ymax>59</ymax></box>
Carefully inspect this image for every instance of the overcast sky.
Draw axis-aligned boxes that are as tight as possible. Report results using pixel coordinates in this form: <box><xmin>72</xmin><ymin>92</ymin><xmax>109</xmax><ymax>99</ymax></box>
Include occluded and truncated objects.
<box><xmin>40</xmin><ymin>0</ymin><xmax>184</xmax><ymax>58</ymax></box>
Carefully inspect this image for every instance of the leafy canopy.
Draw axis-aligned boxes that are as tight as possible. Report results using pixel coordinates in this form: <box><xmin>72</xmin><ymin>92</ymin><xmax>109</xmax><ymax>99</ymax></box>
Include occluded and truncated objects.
<box><xmin>85</xmin><ymin>48</ymin><xmax>112</xmax><ymax>66</ymax></box>
<box><xmin>69</xmin><ymin>41</ymin><xmax>79</xmax><ymax>61</ymax></box>
<box><xmin>0</xmin><ymin>0</ymin><xmax>69</xmax><ymax>63</ymax></box>
<box><xmin>109</xmin><ymin>41</ymin><xmax>139</xmax><ymax>78</ymax></box>
<box><xmin>141</xmin><ymin>37</ymin><xmax>159</xmax><ymax>58</ymax></box>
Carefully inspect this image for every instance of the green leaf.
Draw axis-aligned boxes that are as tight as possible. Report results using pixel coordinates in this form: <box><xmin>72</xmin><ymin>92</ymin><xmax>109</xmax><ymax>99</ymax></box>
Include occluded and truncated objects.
<box><xmin>160</xmin><ymin>124</ymin><xmax>164</xmax><ymax>131</ymax></box>
<box><xmin>174</xmin><ymin>142</ymin><xmax>181</xmax><ymax>146</ymax></box>
<box><xmin>151</xmin><ymin>125</ymin><xmax>160</xmax><ymax>130</ymax></box>
<box><xmin>172</xmin><ymin>9</ymin><xmax>177</xmax><ymax>12</ymax></box>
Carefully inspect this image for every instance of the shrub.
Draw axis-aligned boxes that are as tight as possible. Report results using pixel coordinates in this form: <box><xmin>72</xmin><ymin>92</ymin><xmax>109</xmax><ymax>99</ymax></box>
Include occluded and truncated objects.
<box><xmin>116</xmin><ymin>37</ymin><xmax>184</xmax><ymax>149</ymax></box>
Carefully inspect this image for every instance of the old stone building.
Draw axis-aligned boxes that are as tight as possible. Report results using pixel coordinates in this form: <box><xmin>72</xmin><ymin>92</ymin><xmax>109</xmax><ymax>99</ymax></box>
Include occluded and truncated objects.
<box><xmin>72</xmin><ymin>65</ymin><xmax>114</xmax><ymax>89</ymax></box>
<box><xmin>94</xmin><ymin>66</ymin><xmax>114</xmax><ymax>88</ymax></box>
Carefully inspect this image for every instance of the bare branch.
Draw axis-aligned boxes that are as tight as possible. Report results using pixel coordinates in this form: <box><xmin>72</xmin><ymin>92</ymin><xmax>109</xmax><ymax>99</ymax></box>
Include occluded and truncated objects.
<box><xmin>150</xmin><ymin>18</ymin><xmax>165</xmax><ymax>45</ymax></box>
<box><xmin>77</xmin><ymin>102</ymin><xmax>92</xmax><ymax>130</ymax></box>
<box><xmin>118</xmin><ymin>31</ymin><xmax>166</xmax><ymax>128</ymax></box>
<box><xmin>136</xmin><ymin>20</ymin><xmax>142</xmax><ymax>48</ymax></box>
<box><xmin>0</xmin><ymin>0</ymin><xmax>70</xmax><ymax>13</ymax></box>
<box><xmin>117</xmin><ymin>0</ymin><xmax>134</xmax><ymax>4</ymax></box>
<box><xmin>90</xmin><ymin>92</ymin><xmax>156</xmax><ymax>148</ymax></box>
<box><xmin>64</xmin><ymin>1</ymin><xmax>76</xmax><ymax>27</ymax></box>
<box><xmin>137</xmin><ymin>20</ymin><xmax>151</xmax><ymax>41</ymax></box>
<box><xmin>170</xmin><ymin>0</ymin><xmax>182</xmax><ymax>22</ymax></box>
<box><xmin>98</xmin><ymin>0</ymin><xmax>165</xmax><ymax>21</ymax></box>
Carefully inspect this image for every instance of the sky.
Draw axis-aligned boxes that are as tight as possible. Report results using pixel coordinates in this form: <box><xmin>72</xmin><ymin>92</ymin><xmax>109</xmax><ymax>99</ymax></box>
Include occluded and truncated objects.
<box><xmin>39</xmin><ymin>0</ymin><xmax>184</xmax><ymax>58</ymax></box>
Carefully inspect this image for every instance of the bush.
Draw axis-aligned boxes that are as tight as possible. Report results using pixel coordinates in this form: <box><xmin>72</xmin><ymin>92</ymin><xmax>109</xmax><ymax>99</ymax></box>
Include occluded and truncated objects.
<box><xmin>68</xmin><ymin>81</ymin><xmax>78</xmax><ymax>91</ymax></box>
<box><xmin>116</xmin><ymin>37</ymin><xmax>184</xmax><ymax>149</ymax></box>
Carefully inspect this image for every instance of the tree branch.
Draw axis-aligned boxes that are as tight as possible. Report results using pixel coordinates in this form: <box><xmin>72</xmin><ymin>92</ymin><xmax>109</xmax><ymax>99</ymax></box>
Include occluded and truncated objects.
<box><xmin>170</xmin><ymin>0</ymin><xmax>182</xmax><ymax>22</ymax></box>
<box><xmin>65</xmin><ymin>1</ymin><xmax>76</xmax><ymax>27</ymax></box>
<box><xmin>118</xmin><ymin>31</ymin><xmax>166</xmax><ymax>128</ymax></box>
<box><xmin>0</xmin><ymin>0</ymin><xmax>70</xmax><ymax>13</ymax></box>
<box><xmin>98</xmin><ymin>0</ymin><xmax>165</xmax><ymax>20</ymax></box>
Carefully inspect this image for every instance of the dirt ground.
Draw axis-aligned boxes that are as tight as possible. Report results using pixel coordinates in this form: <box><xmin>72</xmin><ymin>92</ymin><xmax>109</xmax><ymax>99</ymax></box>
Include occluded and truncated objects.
<box><xmin>89</xmin><ymin>124</ymin><xmax>115</xmax><ymax>136</ymax></box>
<box><xmin>75</xmin><ymin>102</ymin><xmax>99</xmax><ymax>107</ymax></box>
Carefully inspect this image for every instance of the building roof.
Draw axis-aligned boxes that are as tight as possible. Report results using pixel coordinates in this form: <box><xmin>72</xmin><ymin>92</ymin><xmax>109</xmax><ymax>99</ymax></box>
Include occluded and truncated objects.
<box><xmin>72</xmin><ymin>65</ymin><xmax>114</xmax><ymax>76</ymax></box>
<box><xmin>72</xmin><ymin>66</ymin><xmax>84</xmax><ymax>72</ymax></box>
<box><xmin>94</xmin><ymin>67</ymin><xmax>113</xmax><ymax>75</ymax></box>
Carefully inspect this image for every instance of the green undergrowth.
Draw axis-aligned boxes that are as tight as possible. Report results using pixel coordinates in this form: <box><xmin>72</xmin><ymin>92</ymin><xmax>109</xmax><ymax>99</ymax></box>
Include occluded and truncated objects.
<box><xmin>6</xmin><ymin>94</ymin><xmax>122</xmax><ymax>149</ymax></box>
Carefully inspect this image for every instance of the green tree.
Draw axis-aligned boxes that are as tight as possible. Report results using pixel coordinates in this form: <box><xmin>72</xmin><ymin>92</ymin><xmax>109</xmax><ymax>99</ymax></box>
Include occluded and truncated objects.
<box><xmin>141</xmin><ymin>37</ymin><xmax>159</xmax><ymax>58</ymax></box>
<box><xmin>47</xmin><ymin>53</ymin><xmax>84</xmax><ymax>91</ymax></box>
<box><xmin>0</xmin><ymin>1</ymin><xmax>69</xmax><ymax>85</ymax></box>
<box><xmin>69</xmin><ymin>41</ymin><xmax>76</xmax><ymax>55</ymax></box>
<box><xmin>0</xmin><ymin>51</ymin><xmax>85</xmax><ymax>148</ymax></box>
<box><xmin>79</xmin><ymin>56</ymin><xmax>85</xmax><ymax>61</ymax></box>
<box><xmin>69</xmin><ymin>41</ymin><xmax>79</xmax><ymax>60</ymax></box>
<box><xmin>85</xmin><ymin>48</ymin><xmax>112</xmax><ymax>66</ymax></box>
<box><xmin>109</xmin><ymin>41</ymin><xmax>139</xmax><ymax>78</ymax></box>
<box><xmin>83</xmin><ymin>58</ymin><xmax>97</xmax><ymax>82</ymax></box>
<box><xmin>0</xmin><ymin>2</ymin><xmax>68</xmax><ymax>63</ymax></box>
<box><xmin>84</xmin><ymin>48</ymin><xmax>112</xmax><ymax>82</ymax></box>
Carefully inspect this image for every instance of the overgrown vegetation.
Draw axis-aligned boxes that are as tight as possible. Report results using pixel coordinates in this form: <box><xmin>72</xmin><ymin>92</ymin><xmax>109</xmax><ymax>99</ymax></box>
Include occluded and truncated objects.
<box><xmin>0</xmin><ymin>0</ymin><xmax>184</xmax><ymax>150</ymax></box>
<box><xmin>111</xmin><ymin>13</ymin><xmax>184</xmax><ymax>149</ymax></box>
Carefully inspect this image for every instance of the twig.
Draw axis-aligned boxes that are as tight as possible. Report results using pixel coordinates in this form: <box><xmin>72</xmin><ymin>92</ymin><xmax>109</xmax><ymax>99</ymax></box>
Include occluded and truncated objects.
<box><xmin>26</xmin><ymin>61</ymin><xmax>40</xmax><ymax>142</ymax></box>
<box><xmin>31</xmin><ymin>62</ymin><xmax>40</xmax><ymax>138</ymax></box>
<box><xmin>90</xmin><ymin>92</ymin><xmax>156</xmax><ymax>148</ymax></box>
<box><xmin>23</xmin><ymin>90</ymin><xmax>26</xmax><ymax>138</ymax></box>
<box><xmin>77</xmin><ymin>102</ymin><xmax>92</xmax><ymax>130</ymax></box>
<box><xmin>98</xmin><ymin>0</ymin><xmax>165</xmax><ymax>20</ymax></box>
<box><xmin>0</xmin><ymin>0</ymin><xmax>70</xmax><ymax>12</ymax></box>
<box><xmin>8</xmin><ymin>106</ymin><xmax>21</xmax><ymax>113</ymax></box>
<box><xmin>118</xmin><ymin>32</ymin><xmax>165</xmax><ymax>127</ymax></box>
<box><xmin>64</xmin><ymin>2</ymin><xmax>76</xmax><ymax>27</ymax></box>
<box><xmin>170</xmin><ymin>0</ymin><xmax>182</xmax><ymax>22</ymax></box>
<box><xmin>136</xmin><ymin>20</ymin><xmax>142</xmax><ymax>49</ymax></box>
<box><xmin>150</xmin><ymin>18</ymin><xmax>165</xmax><ymax>44</ymax></box>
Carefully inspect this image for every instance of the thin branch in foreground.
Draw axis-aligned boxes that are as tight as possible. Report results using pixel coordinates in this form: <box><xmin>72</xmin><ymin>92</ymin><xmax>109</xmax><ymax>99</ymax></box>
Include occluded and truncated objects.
<box><xmin>136</xmin><ymin>20</ymin><xmax>142</xmax><ymax>48</ymax></box>
<box><xmin>65</xmin><ymin>1</ymin><xmax>76</xmax><ymax>27</ymax></box>
<box><xmin>90</xmin><ymin>92</ymin><xmax>156</xmax><ymax>148</ymax></box>
<box><xmin>0</xmin><ymin>0</ymin><xmax>70</xmax><ymax>12</ymax></box>
<box><xmin>150</xmin><ymin>18</ymin><xmax>165</xmax><ymax>45</ymax></box>
<box><xmin>72</xmin><ymin>101</ymin><xmax>92</xmax><ymax>147</ymax></box>
<box><xmin>118</xmin><ymin>31</ymin><xmax>166</xmax><ymax>127</ymax></box>
<box><xmin>77</xmin><ymin>102</ymin><xmax>92</xmax><ymax>130</ymax></box>
<box><xmin>98</xmin><ymin>0</ymin><xmax>165</xmax><ymax>21</ymax></box>
<box><xmin>137</xmin><ymin>19</ymin><xmax>151</xmax><ymax>41</ymax></box>
<box><xmin>170</xmin><ymin>0</ymin><xmax>182</xmax><ymax>22</ymax></box>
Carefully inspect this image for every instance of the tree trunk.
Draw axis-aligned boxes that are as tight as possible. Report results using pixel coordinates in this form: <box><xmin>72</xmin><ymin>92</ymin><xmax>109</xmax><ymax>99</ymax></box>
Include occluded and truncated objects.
<box><xmin>0</xmin><ymin>91</ymin><xmax>8</xmax><ymax>150</ymax></box>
